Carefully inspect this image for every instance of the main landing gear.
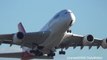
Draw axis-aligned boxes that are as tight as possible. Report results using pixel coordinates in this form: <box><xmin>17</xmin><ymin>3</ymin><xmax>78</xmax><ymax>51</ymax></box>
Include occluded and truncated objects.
<box><xmin>48</xmin><ymin>50</ymin><xmax>55</xmax><ymax>57</ymax></box>
<box><xmin>31</xmin><ymin>43</ymin><xmax>56</xmax><ymax>57</ymax></box>
<box><xmin>32</xmin><ymin>43</ymin><xmax>44</xmax><ymax>50</ymax></box>
<box><xmin>30</xmin><ymin>49</ymin><xmax>43</xmax><ymax>56</ymax></box>
<box><xmin>59</xmin><ymin>49</ymin><xmax>66</xmax><ymax>55</ymax></box>
<box><xmin>30</xmin><ymin>43</ymin><xmax>44</xmax><ymax>56</ymax></box>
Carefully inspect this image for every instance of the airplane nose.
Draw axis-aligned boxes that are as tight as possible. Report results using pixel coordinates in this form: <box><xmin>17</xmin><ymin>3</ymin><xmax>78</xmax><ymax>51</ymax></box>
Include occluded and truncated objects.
<box><xmin>61</xmin><ymin>9</ymin><xmax>76</xmax><ymax>25</ymax></box>
<box><xmin>71</xmin><ymin>12</ymin><xmax>76</xmax><ymax>22</ymax></box>
<box><xmin>69</xmin><ymin>12</ymin><xmax>76</xmax><ymax>25</ymax></box>
<box><xmin>59</xmin><ymin>9</ymin><xmax>76</xmax><ymax>25</ymax></box>
<box><xmin>63</xmin><ymin>9</ymin><xmax>72</xmax><ymax>14</ymax></box>
<box><xmin>66</xmin><ymin>9</ymin><xmax>72</xmax><ymax>13</ymax></box>
<box><xmin>65</xmin><ymin>9</ymin><xmax>76</xmax><ymax>25</ymax></box>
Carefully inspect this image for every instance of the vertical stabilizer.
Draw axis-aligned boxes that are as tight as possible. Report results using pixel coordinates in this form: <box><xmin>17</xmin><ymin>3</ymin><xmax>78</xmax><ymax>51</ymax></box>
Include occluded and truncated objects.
<box><xmin>18</xmin><ymin>22</ymin><xmax>26</xmax><ymax>33</ymax></box>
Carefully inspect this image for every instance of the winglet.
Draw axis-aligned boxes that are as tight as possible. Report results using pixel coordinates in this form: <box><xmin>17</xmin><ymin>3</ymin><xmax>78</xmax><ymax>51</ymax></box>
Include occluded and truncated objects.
<box><xmin>18</xmin><ymin>22</ymin><xmax>26</xmax><ymax>33</ymax></box>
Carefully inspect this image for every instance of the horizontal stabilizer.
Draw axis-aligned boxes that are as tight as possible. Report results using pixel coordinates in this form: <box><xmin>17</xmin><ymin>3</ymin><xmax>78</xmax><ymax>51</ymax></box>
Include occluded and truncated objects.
<box><xmin>0</xmin><ymin>52</ymin><xmax>53</xmax><ymax>59</ymax></box>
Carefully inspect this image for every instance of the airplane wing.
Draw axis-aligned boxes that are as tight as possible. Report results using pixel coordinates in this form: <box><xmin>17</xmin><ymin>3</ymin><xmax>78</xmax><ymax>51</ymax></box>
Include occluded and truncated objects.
<box><xmin>0</xmin><ymin>22</ymin><xmax>50</xmax><ymax>48</ymax></box>
<box><xmin>58</xmin><ymin>33</ymin><xmax>106</xmax><ymax>49</ymax></box>
<box><xmin>0</xmin><ymin>34</ymin><xmax>13</xmax><ymax>44</ymax></box>
<box><xmin>0</xmin><ymin>31</ymin><xmax>50</xmax><ymax>47</ymax></box>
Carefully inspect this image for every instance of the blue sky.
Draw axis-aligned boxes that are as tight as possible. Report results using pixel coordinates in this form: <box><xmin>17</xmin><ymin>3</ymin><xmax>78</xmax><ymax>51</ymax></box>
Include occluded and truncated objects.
<box><xmin>0</xmin><ymin>0</ymin><xmax>107</xmax><ymax>60</ymax></box>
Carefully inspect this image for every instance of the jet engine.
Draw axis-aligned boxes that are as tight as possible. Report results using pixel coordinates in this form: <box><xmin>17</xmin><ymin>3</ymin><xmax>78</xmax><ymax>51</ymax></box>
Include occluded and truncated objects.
<box><xmin>13</xmin><ymin>32</ymin><xmax>24</xmax><ymax>43</ymax></box>
<box><xmin>83</xmin><ymin>34</ymin><xmax>94</xmax><ymax>45</ymax></box>
<box><xmin>101</xmin><ymin>38</ymin><xmax>107</xmax><ymax>49</ymax></box>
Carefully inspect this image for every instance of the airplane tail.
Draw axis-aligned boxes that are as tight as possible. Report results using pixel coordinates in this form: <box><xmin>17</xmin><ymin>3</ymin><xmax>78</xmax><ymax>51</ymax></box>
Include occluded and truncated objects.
<box><xmin>18</xmin><ymin>22</ymin><xmax>26</xmax><ymax>33</ymax></box>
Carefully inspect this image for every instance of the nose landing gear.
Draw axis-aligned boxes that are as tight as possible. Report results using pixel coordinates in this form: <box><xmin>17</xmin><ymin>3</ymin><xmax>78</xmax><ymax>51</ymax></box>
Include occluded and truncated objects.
<box><xmin>30</xmin><ymin>43</ymin><xmax>44</xmax><ymax>56</ymax></box>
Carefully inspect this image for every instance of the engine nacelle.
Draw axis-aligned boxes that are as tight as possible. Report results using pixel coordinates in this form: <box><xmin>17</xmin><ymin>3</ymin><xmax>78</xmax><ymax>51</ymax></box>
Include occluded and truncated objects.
<box><xmin>83</xmin><ymin>34</ymin><xmax>94</xmax><ymax>45</ymax></box>
<box><xmin>13</xmin><ymin>32</ymin><xmax>24</xmax><ymax>43</ymax></box>
<box><xmin>101</xmin><ymin>38</ymin><xmax>107</xmax><ymax>49</ymax></box>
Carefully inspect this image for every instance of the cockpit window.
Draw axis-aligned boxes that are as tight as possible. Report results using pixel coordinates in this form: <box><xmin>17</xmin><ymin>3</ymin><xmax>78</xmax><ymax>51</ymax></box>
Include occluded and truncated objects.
<box><xmin>53</xmin><ymin>14</ymin><xmax>59</xmax><ymax>19</ymax></box>
<box><xmin>64</xmin><ymin>11</ymin><xmax>68</xmax><ymax>14</ymax></box>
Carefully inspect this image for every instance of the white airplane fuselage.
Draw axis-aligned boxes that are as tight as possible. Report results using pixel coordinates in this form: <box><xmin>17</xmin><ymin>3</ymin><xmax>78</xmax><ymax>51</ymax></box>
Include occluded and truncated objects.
<box><xmin>40</xmin><ymin>9</ymin><xmax>76</xmax><ymax>53</ymax></box>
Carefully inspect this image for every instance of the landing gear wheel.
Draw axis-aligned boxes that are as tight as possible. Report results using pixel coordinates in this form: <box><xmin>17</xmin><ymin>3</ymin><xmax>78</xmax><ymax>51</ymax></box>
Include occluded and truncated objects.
<box><xmin>67</xmin><ymin>30</ymin><xmax>71</xmax><ymax>33</ymax></box>
<box><xmin>59</xmin><ymin>51</ymin><xmax>66</xmax><ymax>55</ymax></box>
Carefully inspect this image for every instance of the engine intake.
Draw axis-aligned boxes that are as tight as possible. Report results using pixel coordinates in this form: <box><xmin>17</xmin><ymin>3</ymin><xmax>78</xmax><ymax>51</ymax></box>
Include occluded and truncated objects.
<box><xmin>16</xmin><ymin>32</ymin><xmax>24</xmax><ymax>39</ymax></box>
<box><xmin>13</xmin><ymin>32</ymin><xmax>24</xmax><ymax>43</ymax></box>
<box><xmin>87</xmin><ymin>35</ymin><xmax>94</xmax><ymax>42</ymax></box>
<box><xmin>83</xmin><ymin>34</ymin><xmax>94</xmax><ymax>45</ymax></box>
<box><xmin>102</xmin><ymin>38</ymin><xmax>107</xmax><ymax>49</ymax></box>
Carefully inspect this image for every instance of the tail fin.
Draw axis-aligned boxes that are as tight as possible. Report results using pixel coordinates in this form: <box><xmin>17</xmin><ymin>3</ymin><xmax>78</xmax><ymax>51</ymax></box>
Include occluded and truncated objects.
<box><xmin>18</xmin><ymin>22</ymin><xmax>26</xmax><ymax>33</ymax></box>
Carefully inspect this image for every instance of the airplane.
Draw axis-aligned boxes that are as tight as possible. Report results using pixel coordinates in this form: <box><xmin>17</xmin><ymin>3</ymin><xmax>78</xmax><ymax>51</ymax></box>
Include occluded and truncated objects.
<box><xmin>0</xmin><ymin>9</ymin><xmax>107</xmax><ymax>60</ymax></box>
